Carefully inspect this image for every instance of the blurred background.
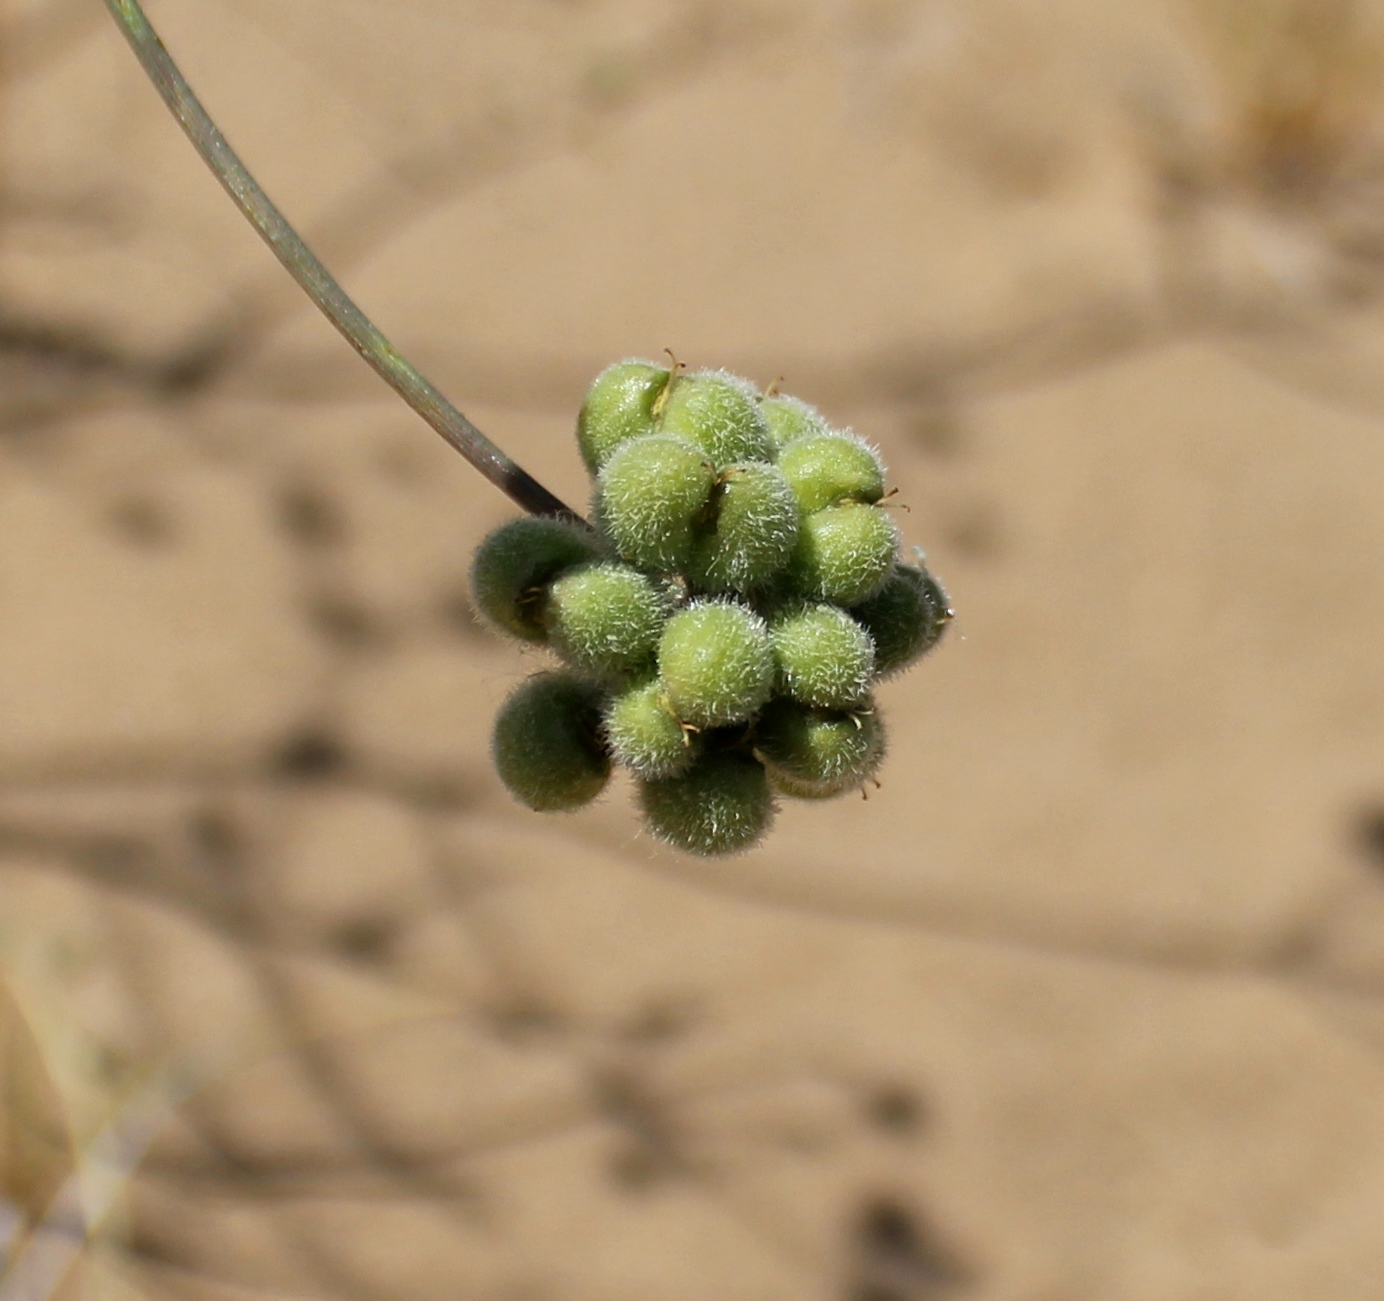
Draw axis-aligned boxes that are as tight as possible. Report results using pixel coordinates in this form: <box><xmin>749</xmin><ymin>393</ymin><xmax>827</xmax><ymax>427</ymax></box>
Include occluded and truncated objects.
<box><xmin>3</xmin><ymin>0</ymin><xmax>1384</xmax><ymax>1296</ymax></box>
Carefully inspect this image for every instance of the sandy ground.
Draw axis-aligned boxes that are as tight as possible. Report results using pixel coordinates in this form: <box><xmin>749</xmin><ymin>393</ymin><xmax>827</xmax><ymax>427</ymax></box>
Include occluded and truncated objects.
<box><xmin>2</xmin><ymin>1</ymin><xmax>1384</xmax><ymax>1297</ymax></box>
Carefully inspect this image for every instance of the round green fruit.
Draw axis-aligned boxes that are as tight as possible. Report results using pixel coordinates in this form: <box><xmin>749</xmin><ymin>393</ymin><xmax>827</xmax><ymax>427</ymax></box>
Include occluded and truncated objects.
<box><xmin>850</xmin><ymin>561</ymin><xmax>952</xmax><ymax>677</ymax></box>
<box><xmin>760</xmin><ymin>394</ymin><xmax>829</xmax><ymax>454</ymax></box>
<box><xmin>545</xmin><ymin>562</ymin><xmax>670</xmax><ymax>680</ymax></box>
<box><xmin>770</xmin><ymin>603</ymin><xmax>875</xmax><ymax>708</ymax></box>
<box><xmin>658</xmin><ymin>600</ymin><xmax>775</xmax><ymax>728</ymax></box>
<box><xmin>492</xmin><ymin>673</ymin><xmax>611</xmax><ymax>811</ymax></box>
<box><xmin>658</xmin><ymin>370</ymin><xmax>772</xmax><ymax>467</ymax></box>
<box><xmin>596</xmin><ymin>434</ymin><xmax>717</xmax><ymax>573</ymax></box>
<box><xmin>778</xmin><ymin>433</ymin><xmax>885</xmax><ymax>513</ymax></box>
<box><xmin>638</xmin><ymin>749</ymin><xmax>775</xmax><ymax>856</ymax></box>
<box><xmin>577</xmin><ymin>359</ymin><xmax>673</xmax><ymax>473</ymax></box>
<box><xmin>603</xmin><ymin>678</ymin><xmax>697</xmax><ymax>779</ymax></box>
<box><xmin>691</xmin><ymin>462</ymin><xmax>799</xmax><ymax>594</ymax></box>
<box><xmin>470</xmin><ymin>517</ymin><xmax>602</xmax><ymax>643</ymax></box>
<box><xmin>756</xmin><ymin>698</ymin><xmax>885</xmax><ymax>795</ymax></box>
<box><xmin>787</xmin><ymin>503</ymin><xmax>899</xmax><ymax>605</ymax></box>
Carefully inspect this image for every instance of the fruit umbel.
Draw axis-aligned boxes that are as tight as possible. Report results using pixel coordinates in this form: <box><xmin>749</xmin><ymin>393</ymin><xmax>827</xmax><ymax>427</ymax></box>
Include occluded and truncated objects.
<box><xmin>472</xmin><ymin>361</ymin><xmax>951</xmax><ymax>856</ymax></box>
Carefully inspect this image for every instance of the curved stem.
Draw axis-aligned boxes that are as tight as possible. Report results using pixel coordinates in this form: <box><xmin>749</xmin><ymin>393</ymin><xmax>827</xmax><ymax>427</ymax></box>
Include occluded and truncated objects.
<box><xmin>102</xmin><ymin>0</ymin><xmax>582</xmax><ymax>523</ymax></box>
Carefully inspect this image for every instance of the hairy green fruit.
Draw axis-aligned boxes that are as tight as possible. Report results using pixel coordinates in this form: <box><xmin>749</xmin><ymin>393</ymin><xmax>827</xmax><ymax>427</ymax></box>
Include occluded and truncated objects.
<box><xmin>779</xmin><ymin>432</ymin><xmax>885</xmax><ymax>513</ymax></box>
<box><xmin>545</xmin><ymin>562</ymin><xmax>669</xmax><ymax>680</ymax></box>
<box><xmin>492</xmin><ymin>673</ymin><xmax>611</xmax><ymax>811</ymax></box>
<box><xmin>596</xmin><ymin>434</ymin><xmax>717</xmax><ymax>572</ymax></box>
<box><xmin>770</xmin><ymin>603</ymin><xmax>875</xmax><ymax>708</ymax></box>
<box><xmin>850</xmin><ymin>561</ymin><xmax>952</xmax><ymax>677</ymax></box>
<box><xmin>638</xmin><ymin>749</ymin><xmax>775</xmax><ymax>856</ymax></box>
<box><xmin>756</xmin><ymin>698</ymin><xmax>885</xmax><ymax>796</ymax></box>
<box><xmin>473</xmin><ymin>359</ymin><xmax>947</xmax><ymax>846</ymax></box>
<box><xmin>691</xmin><ymin>463</ymin><xmax>800</xmax><ymax>594</ymax></box>
<box><xmin>658</xmin><ymin>600</ymin><xmax>774</xmax><ymax>727</ymax></box>
<box><xmin>470</xmin><ymin>517</ymin><xmax>602</xmax><ymax>642</ymax></box>
<box><xmin>577</xmin><ymin>359</ymin><xmax>672</xmax><ymax>473</ymax></box>
<box><xmin>603</xmin><ymin>678</ymin><xmax>697</xmax><ymax>779</ymax></box>
<box><xmin>760</xmin><ymin>394</ymin><xmax>829</xmax><ymax>454</ymax></box>
<box><xmin>659</xmin><ymin>370</ymin><xmax>772</xmax><ymax>467</ymax></box>
<box><xmin>787</xmin><ymin>503</ymin><xmax>900</xmax><ymax>605</ymax></box>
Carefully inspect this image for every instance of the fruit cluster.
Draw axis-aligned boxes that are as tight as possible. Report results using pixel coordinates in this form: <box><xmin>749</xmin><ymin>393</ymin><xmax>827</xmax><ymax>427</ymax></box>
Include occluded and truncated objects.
<box><xmin>470</xmin><ymin>360</ymin><xmax>950</xmax><ymax>856</ymax></box>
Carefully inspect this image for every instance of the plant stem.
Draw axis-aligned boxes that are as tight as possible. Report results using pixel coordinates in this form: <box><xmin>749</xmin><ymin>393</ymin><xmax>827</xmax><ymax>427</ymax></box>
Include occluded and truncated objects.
<box><xmin>102</xmin><ymin>0</ymin><xmax>582</xmax><ymax>523</ymax></box>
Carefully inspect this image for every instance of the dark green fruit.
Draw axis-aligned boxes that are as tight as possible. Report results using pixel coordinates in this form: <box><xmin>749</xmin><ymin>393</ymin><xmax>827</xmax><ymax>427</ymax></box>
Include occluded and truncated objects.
<box><xmin>691</xmin><ymin>462</ymin><xmax>800</xmax><ymax>594</ymax></box>
<box><xmin>470</xmin><ymin>517</ymin><xmax>602</xmax><ymax>642</ymax></box>
<box><xmin>760</xmin><ymin>394</ymin><xmax>829</xmax><ymax>454</ymax></box>
<box><xmin>770</xmin><ymin>603</ymin><xmax>875</xmax><ymax>708</ymax></box>
<box><xmin>492</xmin><ymin>673</ymin><xmax>611</xmax><ymax>811</ymax></box>
<box><xmin>577</xmin><ymin>359</ymin><xmax>673</xmax><ymax>473</ymax></box>
<box><xmin>596</xmin><ymin>434</ymin><xmax>717</xmax><ymax>573</ymax></box>
<box><xmin>658</xmin><ymin>370</ymin><xmax>772</xmax><ymax>467</ymax></box>
<box><xmin>603</xmin><ymin>678</ymin><xmax>697</xmax><ymax>779</ymax></box>
<box><xmin>850</xmin><ymin>561</ymin><xmax>952</xmax><ymax>677</ymax></box>
<box><xmin>638</xmin><ymin>749</ymin><xmax>775</xmax><ymax>855</ymax></box>
<box><xmin>756</xmin><ymin>698</ymin><xmax>885</xmax><ymax>797</ymax></box>
<box><xmin>787</xmin><ymin>503</ymin><xmax>899</xmax><ymax>605</ymax></box>
<box><xmin>778</xmin><ymin>433</ymin><xmax>885</xmax><ymax>513</ymax></box>
<box><xmin>658</xmin><ymin>600</ymin><xmax>775</xmax><ymax>727</ymax></box>
<box><xmin>545</xmin><ymin>562</ymin><xmax>670</xmax><ymax>680</ymax></box>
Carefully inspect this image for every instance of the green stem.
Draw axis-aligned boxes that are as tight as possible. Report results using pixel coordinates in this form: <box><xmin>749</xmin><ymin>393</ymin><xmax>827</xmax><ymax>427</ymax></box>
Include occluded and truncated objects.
<box><xmin>102</xmin><ymin>0</ymin><xmax>582</xmax><ymax>523</ymax></box>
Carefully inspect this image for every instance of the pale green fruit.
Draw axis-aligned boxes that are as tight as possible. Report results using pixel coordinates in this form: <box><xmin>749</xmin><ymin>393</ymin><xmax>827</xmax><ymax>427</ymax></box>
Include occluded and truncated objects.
<box><xmin>850</xmin><ymin>561</ymin><xmax>952</xmax><ymax>678</ymax></box>
<box><xmin>470</xmin><ymin>517</ymin><xmax>602</xmax><ymax>642</ymax></box>
<box><xmin>691</xmin><ymin>462</ymin><xmax>800</xmax><ymax>594</ymax></box>
<box><xmin>760</xmin><ymin>394</ymin><xmax>829</xmax><ymax>454</ymax></box>
<box><xmin>596</xmin><ymin>434</ymin><xmax>717</xmax><ymax>573</ymax></box>
<box><xmin>577</xmin><ymin>359</ymin><xmax>673</xmax><ymax>473</ymax></box>
<box><xmin>658</xmin><ymin>370</ymin><xmax>772</xmax><ymax>467</ymax></box>
<box><xmin>492</xmin><ymin>673</ymin><xmax>611</xmax><ymax>811</ymax></box>
<box><xmin>638</xmin><ymin>749</ymin><xmax>775</xmax><ymax>856</ymax></box>
<box><xmin>770</xmin><ymin>603</ymin><xmax>875</xmax><ymax>708</ymax></box>
<box><xmin>604</xmin><ymin>678</ymin><xmax>697</xmax><ymax>779</ymax></box>
<box><xmin>787</xmin><ymin>503</ymin><xmax>899</xmax><ymax>605</ymax></box>
<box><xmin>778</xmin><ymin>432</ymin><xmax>885</xmax><ymax>513</ymax></box>
<box><xmin>658</xmin><ymin>600</ymin><xmax>775</xmax><ymax>728</ymax></box>
<box><xmin>545</xmin><ymin>562</ymin><xmax>670</xmax><ymax>680</ymax></box>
